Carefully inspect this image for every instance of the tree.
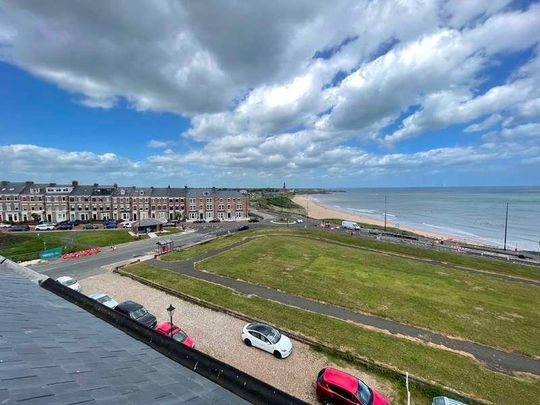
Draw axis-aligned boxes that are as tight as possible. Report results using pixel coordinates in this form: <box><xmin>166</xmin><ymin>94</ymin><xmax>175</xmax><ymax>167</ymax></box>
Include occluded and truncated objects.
<box><xmin>31</xmin><ymin>213</ymin><xmax>40</xmax><ymax>223</ymax></box>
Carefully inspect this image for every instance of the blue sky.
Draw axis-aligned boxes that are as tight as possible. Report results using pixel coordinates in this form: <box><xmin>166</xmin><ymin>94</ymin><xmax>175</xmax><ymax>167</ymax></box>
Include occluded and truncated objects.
<box><xmin>0</xmin><ymin>0</ymin><xmax>539</xmax><ymax>187</ymax></box>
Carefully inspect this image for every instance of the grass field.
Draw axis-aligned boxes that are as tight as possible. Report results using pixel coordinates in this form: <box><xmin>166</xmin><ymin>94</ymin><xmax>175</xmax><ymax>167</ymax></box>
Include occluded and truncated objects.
<box><xmin>122</xmin><ymin>262</ymin><xmax>540</xmax><ymax>405</ymax></box>
<box><xmin>0</xmin><ymin>230</ymin><xmax>144</xmax><ymax>260</ymax></box>
<box><xmin>162</xmin><ymin>227</ymin><xmax>540</xmax><ymax>281</ymax></box>
<box><xmin>198</xmin><ymin>235</ymin><xmax>540</xmax><ymax>356</ymax></box>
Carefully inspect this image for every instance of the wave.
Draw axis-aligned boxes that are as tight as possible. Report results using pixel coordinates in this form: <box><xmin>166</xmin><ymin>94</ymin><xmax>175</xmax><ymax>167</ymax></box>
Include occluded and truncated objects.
<box><xmin>421</xmin><ymin>223</ymin><xmax>482</xmax><ymax>238</ymax></box>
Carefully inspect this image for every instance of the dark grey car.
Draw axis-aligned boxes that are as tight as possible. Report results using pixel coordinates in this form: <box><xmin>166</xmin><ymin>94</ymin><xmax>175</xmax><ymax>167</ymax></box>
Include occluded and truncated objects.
<box><xmin>115</xmin><ymin>300</ymin><xmax>157</xmax><ymax>328</ymax></box>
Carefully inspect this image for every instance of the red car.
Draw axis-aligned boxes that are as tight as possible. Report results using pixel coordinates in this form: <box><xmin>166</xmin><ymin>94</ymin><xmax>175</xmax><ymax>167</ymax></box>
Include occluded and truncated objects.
<box><xmin>316</xmin><ymin>368</ymin><xmax>390</xmax><ymax>405</ymax></box>
<box><xmin>155</xmin><ymin>322</ymin><xmax>195</xmax><ymax>348</ymax></box>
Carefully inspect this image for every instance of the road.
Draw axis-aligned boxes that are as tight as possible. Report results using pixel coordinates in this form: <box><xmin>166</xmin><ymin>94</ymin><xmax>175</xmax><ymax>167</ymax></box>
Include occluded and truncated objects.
<box><xmin>27</xmin><ymin>226</ymin><xmax>232</xmax><ymax>279</ymax></box>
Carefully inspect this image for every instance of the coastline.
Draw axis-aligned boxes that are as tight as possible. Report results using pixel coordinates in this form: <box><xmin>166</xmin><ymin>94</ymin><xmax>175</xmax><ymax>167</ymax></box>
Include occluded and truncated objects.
<box><xmin>292</xmin><ymin>194</ymin><xmax>484</xmax><ymax>245</ymax></box>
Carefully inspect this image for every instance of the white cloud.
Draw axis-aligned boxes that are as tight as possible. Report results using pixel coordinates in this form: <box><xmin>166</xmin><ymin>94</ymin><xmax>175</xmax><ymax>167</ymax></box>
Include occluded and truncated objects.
<box><xmin>0</xmin><ymin>1</ymin><xmax>539</xmax><ymax>184</ymax></box>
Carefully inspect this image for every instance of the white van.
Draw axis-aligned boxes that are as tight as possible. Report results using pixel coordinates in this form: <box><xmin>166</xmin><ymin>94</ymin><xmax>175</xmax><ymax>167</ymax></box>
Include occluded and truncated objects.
<box><xmin>342</xmin><ymin>220</ymin><xmax>360</xmax><ymax>231</ymax></box>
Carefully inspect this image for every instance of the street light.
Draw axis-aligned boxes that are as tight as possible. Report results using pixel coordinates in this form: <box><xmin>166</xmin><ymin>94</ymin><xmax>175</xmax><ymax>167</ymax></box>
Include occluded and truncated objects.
<box><xmin>166</xmin><ymin>304</ymin><xmax>175</xmax><ymax>337</ymax></box>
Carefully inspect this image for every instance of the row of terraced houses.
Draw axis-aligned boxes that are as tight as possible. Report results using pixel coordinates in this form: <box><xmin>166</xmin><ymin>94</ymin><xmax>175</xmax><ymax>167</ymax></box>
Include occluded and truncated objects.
<box><xmin>0</xmin><ymin>180</ymin><xmax>249</xmax><ymax>223</ymax></box>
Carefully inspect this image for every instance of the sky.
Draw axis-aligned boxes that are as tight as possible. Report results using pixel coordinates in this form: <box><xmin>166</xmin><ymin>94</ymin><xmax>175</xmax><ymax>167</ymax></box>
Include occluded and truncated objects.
<box><xmin>0</xmin><ymin>0</ymin><xmax>539</xmax><ymax>188</ymax></box>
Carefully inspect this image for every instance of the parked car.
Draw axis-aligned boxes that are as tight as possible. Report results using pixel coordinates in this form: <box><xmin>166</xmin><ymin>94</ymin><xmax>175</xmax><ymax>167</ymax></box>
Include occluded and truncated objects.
<box><xmin>432</xmin><ymin>397</ymin><xmax>466</xmax><ymax>405</ymax></box>
<box><xmin>104</xmin><ymin>222</ymin><xmax>117</xmax><ymax>229</ymax></box>
<box><xmin>241</xmin><ymin>323</ymin><xmax>292</xmax><ymax>359</ymax></box>
<box><xmin>84</xmin><ymin>224</ymin><xmax>99</xmax><ymax>230</ymax></box>
<box><xmin>56</xmin><ymin>276</ymin><xmax>81</xmax><ymax>292</ymax></box>
<box><xmin>0</xmin><ymin>223</ymin><xmax>12</xmax><ymax>229</ymax></box>
<box><xmin>115</xmin><ymin>300</ymin><xmax>157</xmax><ymax>328</ymax></box>
<box><xmin>55</xmin><ymin>223</ymin><xmax>73</xmax><ymax>230</ymax></box>
<box><xmin>8</xmin><ymin>225</ymin><xmax>30</xmax><ymax>232</ymax></box>
<box><xmin>163</xmin><ymin>222</ymin><xmax>177</xmax><ymax>227</ymax></box>
<box><xmin>120</xmin><ymin>220</ymin><xmax>134</xmax><ymax>228</ymax></box>
<box><xmin>193</xmin><ymin>219</ymin><xmax>205</xmax><ymax>223</ymax></box>
<box><xmin>296</xmin><ymin>218</ymin><xmax>304</xmax><ymax>223</ymax></box>
<box><xmin>209</xmin><ymin>218</ymin><xmax>220</xmax><ymax>223</ymax></box>
<box><xmin>69</xmin><ymin>220</ymin><xmax>81</xmax><ymax>226</ymax></box>
<box><xmin>316</xmin><ymin>368</ymin><xmax>390</xmax><ymax>405</ymax></box>
<box><xmin>35</xmin><ymin>223</ymin><xmax>55</xmax><ymax>231</ymax></box>
<box><xmin>248</xmin><ymin>217</ymin><xmax>259</xmax><ymax>223</ymax></box>
<box><xmin>89</xmin><ymin>293</ymin><xmax>118</xmax><ymax>309</ymax></box>
<box><xmin>238</xmin><ymin>225</ymin><xmax>250</xmax><ymax>231</ymax></box>
<box><xmin>155</xmin><ymin>322</ymin><xmax>195</xmax><ymax>348</ymax></box>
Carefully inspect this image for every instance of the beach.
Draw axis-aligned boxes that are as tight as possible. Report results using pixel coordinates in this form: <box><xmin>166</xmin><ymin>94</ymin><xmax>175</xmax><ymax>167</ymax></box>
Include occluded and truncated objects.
<box><xmin>293</xmin><ymin>194</ymin><xmax>473</xmax><ymax>243</ymax></box>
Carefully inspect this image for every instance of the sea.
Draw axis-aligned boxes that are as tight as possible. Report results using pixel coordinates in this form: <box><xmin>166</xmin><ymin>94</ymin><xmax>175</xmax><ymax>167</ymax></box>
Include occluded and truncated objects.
<box><xmin>311</xmin><ymin>187</ymin><xmax>540</xmax><ymax>252</ymax></box>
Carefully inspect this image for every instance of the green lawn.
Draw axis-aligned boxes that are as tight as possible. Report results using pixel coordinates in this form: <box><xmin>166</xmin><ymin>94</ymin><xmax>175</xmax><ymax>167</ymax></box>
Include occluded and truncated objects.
<box><xmin>0</xmin><ymin>230</ymin><xmax>144</xmax><ymax>261</ymax></box>
<box><xmin>198</xmin><ymin>235</ymin><xmax>540</xmax><ymax>356</ymax></box>
<box><xmin>122</xmin><ymin>263</ymin><xmax>540</xmax><ymax>405</ymax></box>
<box><xmin>160</xmin><ymin>233</ymin><xmax>249</xmax><ymax>261</ymax></box>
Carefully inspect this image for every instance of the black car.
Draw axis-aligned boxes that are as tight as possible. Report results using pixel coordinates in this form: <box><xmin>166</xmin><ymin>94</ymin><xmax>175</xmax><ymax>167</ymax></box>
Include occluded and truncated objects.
<box><xmin>248</xmin><ymin>218</ymin><xmax>259</xmax><ymax>223</ymax></box>
<box><xmin>8</xmin><ymin>225</ymin><xmax>30</xmax><ymax>232</ymax></box>
<box><xmin>193</xmin><ymin>220</ymin><xmax>205</xmax><ymax>224</ymax></box>
<box><xmin>55</xmin><ymin>223</ymin><xmax>73</xmax><ymax>230</ymax></box>
<box><xmin>115</xmin><ymin>300</ymin><xmax>157</xmax><ymax>328</ymax></box>
<box><xmin>104</xmin><ymin>222</ymin><xmax>117</xmax><ymax>229</ymax></box>
<box><xmin>238</xmin><ymin>225</ymin><xmax>250</xmax><ymax>231</ymax></box>
<box><xmin>69</xmin><ymin>220</ymin><xmax>81</xmax><ymax>226</ymax></box>
<box><xmin>209</xmin><ymin>218</ymin><xmax>220</xmax><ymax>223</ymax></box>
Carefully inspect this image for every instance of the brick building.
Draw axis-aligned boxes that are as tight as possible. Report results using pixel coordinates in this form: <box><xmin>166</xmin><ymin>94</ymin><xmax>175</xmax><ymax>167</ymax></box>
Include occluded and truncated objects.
<box><xmin>0</xmin><ymin>180</ymin><xmax>248</xmax><ymax>223</ymax></box>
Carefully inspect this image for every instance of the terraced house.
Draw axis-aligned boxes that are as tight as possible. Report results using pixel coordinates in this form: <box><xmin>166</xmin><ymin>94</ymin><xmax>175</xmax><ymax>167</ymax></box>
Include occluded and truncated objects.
<box><xmin>0</xmin><ymin>181</ymin><xmax>248</xmax><ymax>223</ymax></box>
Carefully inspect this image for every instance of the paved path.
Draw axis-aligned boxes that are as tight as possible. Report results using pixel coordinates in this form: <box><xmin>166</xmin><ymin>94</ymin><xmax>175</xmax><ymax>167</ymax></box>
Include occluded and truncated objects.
<box><xmin>148</xmin><ymin>242</ymin><xmax>540</xmax><ymax>376</ymax></box>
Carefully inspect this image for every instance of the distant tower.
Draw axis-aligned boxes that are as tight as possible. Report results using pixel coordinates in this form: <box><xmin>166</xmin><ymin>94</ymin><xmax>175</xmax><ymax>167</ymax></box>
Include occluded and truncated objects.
<box><xmin>283</xmin><ymin>181</ymin><xmax>286</xmax><ymax>191</ymax></box>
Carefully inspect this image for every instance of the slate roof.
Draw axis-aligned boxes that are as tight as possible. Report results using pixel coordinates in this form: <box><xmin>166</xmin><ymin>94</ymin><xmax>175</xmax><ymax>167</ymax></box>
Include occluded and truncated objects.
<box><xmin>0</xmin><ymin>265</ymin><xmax>247</xmax><ymax>405</ymax></box>
<box><xmin>187</xmin><ymin>189</ymin><xmax>244</xmax><ymax>198</ymax></box>
<box><xmin>0</xmin><ymin>182</ymin><xmax>29</xmax><ymax>195</ymax></box>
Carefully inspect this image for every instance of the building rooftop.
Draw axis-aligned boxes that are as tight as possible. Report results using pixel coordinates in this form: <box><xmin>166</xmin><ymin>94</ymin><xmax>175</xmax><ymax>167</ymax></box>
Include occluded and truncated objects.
<box><xmin>0</xmin><ymin>181</ymin><xmax>29</xmax><ymax>195</ymax></box>
<box><xmin>0</xmin><ymin>262</ymin><xmax>247</xmax><ymax>404</ymax></box>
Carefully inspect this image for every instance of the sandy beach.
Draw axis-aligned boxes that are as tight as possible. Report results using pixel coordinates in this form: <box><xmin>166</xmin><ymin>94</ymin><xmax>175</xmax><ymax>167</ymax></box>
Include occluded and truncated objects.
<box><xmin>293</xmin><ymin>194</ymin><xmax>468</xmax><ymax>242</ymax></box>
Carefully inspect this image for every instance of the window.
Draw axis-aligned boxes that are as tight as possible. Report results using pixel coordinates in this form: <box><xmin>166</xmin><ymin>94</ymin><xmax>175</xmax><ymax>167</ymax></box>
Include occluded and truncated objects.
<box><xmin>236</xmin><ymin>204</ymin><xmax>242</xmax><ymax>210</ymax></box>
<box><xmin>328</xmin><ymin>385</ymin><xmax>357</xmax><ymax>403</ymax></box>
<box><xmin>236</xmin><ymin>211</ymin><xmax>242</xmax><ymax>218</ymax></box>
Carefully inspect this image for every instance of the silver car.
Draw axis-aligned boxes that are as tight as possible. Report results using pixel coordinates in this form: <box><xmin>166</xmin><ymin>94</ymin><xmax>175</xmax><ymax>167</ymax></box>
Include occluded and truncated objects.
<box><xmin>89</xmin><ymin>293</ymin><xmax>118</xmax><ymax>309</ymax></box>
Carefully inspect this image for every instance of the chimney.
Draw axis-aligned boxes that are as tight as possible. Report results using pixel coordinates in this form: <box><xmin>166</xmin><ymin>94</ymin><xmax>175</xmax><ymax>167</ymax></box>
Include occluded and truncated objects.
<box><xmin>184</xmin><ymin>185</ymin><xmax>188</xmax><ymax>189</ymax></box>
<box><xmin>212</xmin><ymin>186</ymin><xmax>216</xmax><ymax>192</ymax></box>
<box><xmin>113</xmin><ymin>183</ymin><xmax>118</xmax><ymax>188</ymax></box>
<box><xmin>93</xmin><ymin>183</ymin><xmax>99</xmax><ymax>187</ymax></box>
<box><xmin>72</xmin><ymin>180</ymin><xmax>79</xmax><ymax>187</ymax></box>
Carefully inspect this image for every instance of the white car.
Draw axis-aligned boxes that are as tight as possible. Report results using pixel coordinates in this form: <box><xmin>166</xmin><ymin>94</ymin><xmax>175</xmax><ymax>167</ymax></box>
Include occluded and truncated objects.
<box><xmin>89</xmin><ymin>293</ymin><xmax>118</xmax><ymax>309</ymax></box>
<box><xmin>296</xmin><ymin>218</ymin><xmax>303</xmax><ymax>223</ymax></box>
<box><xmin>56</xmin><ymin>276</ymin><xmax>81</xmax><ymax>292</ymax></box>
<box><xmin>35</xmin><ymin>223</ymin><xmax>55</xmax><ymax>231</ymax></box>
<box><xmin>121</xmin><ymin>220</ymin><xmax>134</xmax><ymax>229</ymax></box>
<box><xmin>241</xmin><ymin>323</ymin><xmax>292</xmax><ymax>359</ymax></box>
<box><xmin>0</xmin><ymin>223</ymin><xmax>11</xmax><ymax>229</ymax></box>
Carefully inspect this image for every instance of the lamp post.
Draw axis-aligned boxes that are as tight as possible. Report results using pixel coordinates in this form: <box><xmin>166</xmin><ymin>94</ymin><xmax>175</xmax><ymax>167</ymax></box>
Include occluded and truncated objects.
<box><xmin>166</xmin><ymin>304</ymin><xmax>175</xmax><ymax>337</ymax></box>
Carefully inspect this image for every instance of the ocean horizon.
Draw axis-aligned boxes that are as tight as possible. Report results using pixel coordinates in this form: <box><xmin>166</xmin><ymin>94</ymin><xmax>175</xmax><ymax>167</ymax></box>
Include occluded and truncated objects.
<box><xmin>310</xmin><ymin>186</ymin><xmax>540</xmax><ymax>251</ymax></box>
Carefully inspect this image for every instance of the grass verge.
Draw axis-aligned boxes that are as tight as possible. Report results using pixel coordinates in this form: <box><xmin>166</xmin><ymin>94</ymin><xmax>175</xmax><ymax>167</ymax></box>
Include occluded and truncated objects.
<box><xmin>199</xmin><ymin>235</ymin><xmax>540</xmax><ymax>356</ymax></box>
<box><xmin>121</xmin><ymin>262</ymin><xmax>540</xmax><ymax>405</ymax></box>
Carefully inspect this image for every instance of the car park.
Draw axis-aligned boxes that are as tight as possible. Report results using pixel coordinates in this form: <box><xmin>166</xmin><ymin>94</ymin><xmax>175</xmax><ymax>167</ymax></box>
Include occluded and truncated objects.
<box><xmin>241</xmin><ymin>322</ymin><xmax>292</xmax><ymax>359</ymax></box>
<box><xmin>115</xmin><ymin>300</ymin><xmax>157</xmax><ymax>328</ymax></box>
<box><xmin>35</xmin><ymin>223</ymin><xmax>55</xmax><ymax>231</ymax></box>
<box><xmin>89</xmin><ymin>293</ymin><xmax>118</xmax><ymax>309</ymax></box>
<box><xmin>56</xmin><ymin>276</ymin><xmax>81</xmax><ymax>292</ymax></box>
<box><xmin>155</xmin><ymin>322</ymin><xmax>195</xmax><ymax>348</ymax></box>
<box><xmin>55</xmin><ymin>223</ymin><xmax>73</xmax><ymax>230</ymax></box>
<box><xmin>316</xmin><ymin>367</ymin><xmax>390</xmax><ymax>405</ymax></box>
<box><xmin>8</xmin><ymin>225</ymin><xmax>30</xmax><ymax>232</ymax></box>
<box><xmin>84</xmin><ymin>224</ymin><xmax>99</xmax><ymax>230</ymax></box>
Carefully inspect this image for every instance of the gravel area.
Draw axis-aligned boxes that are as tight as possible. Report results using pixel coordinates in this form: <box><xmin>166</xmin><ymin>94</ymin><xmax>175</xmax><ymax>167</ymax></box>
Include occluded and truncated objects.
<box><xmin>80</xmin><ymin>271</ymin><xmax>397</xmax><ymax>404</ymax></box>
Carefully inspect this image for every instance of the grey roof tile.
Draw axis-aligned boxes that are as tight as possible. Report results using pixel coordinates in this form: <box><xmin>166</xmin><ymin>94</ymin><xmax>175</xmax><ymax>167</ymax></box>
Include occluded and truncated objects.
<box><xmin>0</xmin><ymin>268</ymin><xmax>249</xmax><ymax>405</ymax></box>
